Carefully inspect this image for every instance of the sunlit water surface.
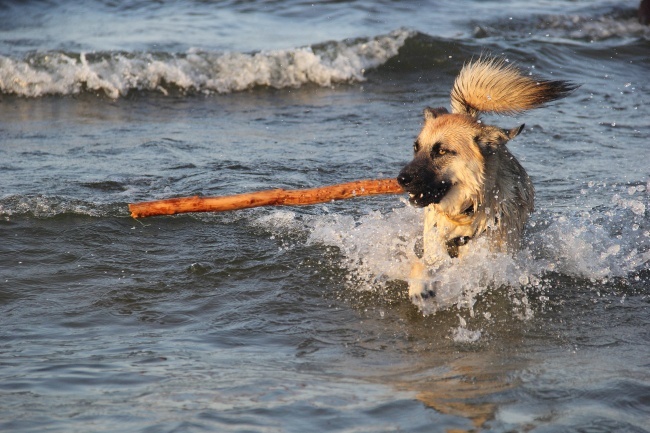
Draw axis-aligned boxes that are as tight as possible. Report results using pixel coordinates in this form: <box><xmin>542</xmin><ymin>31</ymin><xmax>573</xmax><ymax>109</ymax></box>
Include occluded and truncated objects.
<box><xmin>1</xmin><ymin>1</ymin><xmax>649</xmax><ymax>432</ymax></box>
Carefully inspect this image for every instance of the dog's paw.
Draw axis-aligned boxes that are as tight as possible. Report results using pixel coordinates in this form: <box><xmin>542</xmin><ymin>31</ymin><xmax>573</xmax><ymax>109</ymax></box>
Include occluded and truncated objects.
<box><xmin>408</xmin><ymin>279</ymin><xmax>441</xmax><ymax>315</ymax></box>
<box><xmin>408</xmin><ymin>261</ymin><xmax>436</xmax><ymax>301</ymax></box>
<box><xmin>421</xmin><ymin>285</ymin><xmax>437</xmax><ymax>299</ymax></box>
<box><xmin>408</xmin><ymin>280</ymin><xmax>437</xmax><ymax>302</ymax></box>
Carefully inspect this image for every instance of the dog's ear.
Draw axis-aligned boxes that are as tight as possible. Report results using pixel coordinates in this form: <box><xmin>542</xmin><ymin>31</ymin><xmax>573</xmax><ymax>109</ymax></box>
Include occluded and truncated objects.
<box><xmin>504</xmin><ymin>124</ymin><xmax>525</xmax><ymax>140</ymax></box>
<box><xmin>475</xmin><ymin>124</ymin><xmax>523</xmax><ymax>147</ymax></box>
<box><xmin>423</xmin><ymin>106</ymin><xmax>449</xmax><ymax>121</ymax></box>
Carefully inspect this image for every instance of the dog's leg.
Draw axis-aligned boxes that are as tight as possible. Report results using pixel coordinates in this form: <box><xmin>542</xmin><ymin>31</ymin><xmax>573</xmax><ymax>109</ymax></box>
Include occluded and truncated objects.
<box><xmin>407</xmin><ymin>206</ymin><xmax>445</xmax><ymax>302</ymax></box>
<box><xmin>408</xmin><ymin>260</ymin><xmax>436</xmax><ymax>300</ymax></box>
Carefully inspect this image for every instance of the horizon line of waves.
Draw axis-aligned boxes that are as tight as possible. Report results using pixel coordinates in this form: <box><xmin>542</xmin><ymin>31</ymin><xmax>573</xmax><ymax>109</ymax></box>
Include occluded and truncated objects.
<box><xmin>0</xmin><ymin>29</ymin><xmax>414</xmax><ymax>99</ymax></box>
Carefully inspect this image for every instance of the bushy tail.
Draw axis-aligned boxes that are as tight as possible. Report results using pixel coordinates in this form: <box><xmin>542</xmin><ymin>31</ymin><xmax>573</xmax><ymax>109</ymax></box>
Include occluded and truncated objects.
<box><xmin>450</xmin><ymin>57</ymin><xmax>577</xmax><ymax>118</ymax></box>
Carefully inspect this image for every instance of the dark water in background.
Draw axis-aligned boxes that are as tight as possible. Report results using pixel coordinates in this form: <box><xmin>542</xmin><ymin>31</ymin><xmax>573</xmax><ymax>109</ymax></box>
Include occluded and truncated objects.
<box><xmin>1</xmin><ymin>1</ymin><xmax>649</xmax><ymax>432</ymax></box>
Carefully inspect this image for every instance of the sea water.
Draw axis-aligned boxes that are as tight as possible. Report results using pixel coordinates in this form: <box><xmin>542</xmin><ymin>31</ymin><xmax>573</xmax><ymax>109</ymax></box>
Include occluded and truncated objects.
<box><xmin>1</xmin><ymin>1</ymin><xmax>649</xmax><ymax>432</ymax></box>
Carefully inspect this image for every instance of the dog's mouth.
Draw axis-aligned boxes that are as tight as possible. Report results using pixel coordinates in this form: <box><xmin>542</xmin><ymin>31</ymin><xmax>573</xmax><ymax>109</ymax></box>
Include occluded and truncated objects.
<box><xmin>397</xmin><ymin>162</ymin><xmax>452</xmax><ymax>207</ymax></box>
<box><xmin>405</xmin><ymin>182</ymin><xmax>451</xmax><ymax>207</ymax></box>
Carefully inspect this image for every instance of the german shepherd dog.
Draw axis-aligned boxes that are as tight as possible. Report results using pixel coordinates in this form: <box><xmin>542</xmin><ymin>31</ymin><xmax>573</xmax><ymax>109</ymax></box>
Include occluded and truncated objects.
<box><xmin>397</xmin><ymin>57</ymin><xmax>576</xmax><ymax>302</ymax></box>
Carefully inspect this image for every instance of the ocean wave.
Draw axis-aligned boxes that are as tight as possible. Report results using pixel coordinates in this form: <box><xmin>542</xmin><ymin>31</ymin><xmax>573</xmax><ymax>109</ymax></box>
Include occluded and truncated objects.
<box><xmin>0</xmin><ymin>195</ymin><xmax>123</xmax><ymax>219</ymax></box>
<box><xmin>0</xmin><ymin>29</ymin><xmax>412</xmax><ymax>98</ymax></box>
<box><xmin>473</xmin><ymin>9</ymin><xmax>650</xmax><ymax>42</ymax></box>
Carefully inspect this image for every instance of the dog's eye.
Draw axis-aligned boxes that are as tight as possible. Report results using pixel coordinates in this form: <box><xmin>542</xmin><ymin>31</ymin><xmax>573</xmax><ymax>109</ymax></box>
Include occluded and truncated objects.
<box><xmin>430</xmin><ymin>142</ymin><xmax>450</xmax><ymax>158</ymax></box>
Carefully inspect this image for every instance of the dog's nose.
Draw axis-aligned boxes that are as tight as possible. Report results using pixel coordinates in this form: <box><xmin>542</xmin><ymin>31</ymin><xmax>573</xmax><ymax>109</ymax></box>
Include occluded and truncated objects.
<box><xmin>397</xmin><ymin>171</ymin><xmax>413</xmax><ymax>187</ymax></box>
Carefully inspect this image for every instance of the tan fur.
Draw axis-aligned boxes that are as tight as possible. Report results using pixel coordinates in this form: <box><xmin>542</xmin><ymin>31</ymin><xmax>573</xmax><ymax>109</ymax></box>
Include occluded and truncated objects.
<box><xmin>451</xmin><ymin>57</ymin><xmax>571</xmax><ymax>117</ymax></box>
<box><xmin>397</xmin><ymin>57</ymin><xmax>575</xmax><ymax>302</ymax></box>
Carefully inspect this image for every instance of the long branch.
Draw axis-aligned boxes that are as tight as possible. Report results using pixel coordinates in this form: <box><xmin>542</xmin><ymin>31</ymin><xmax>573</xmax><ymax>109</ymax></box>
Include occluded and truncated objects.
<box><xmin>129</xmin><ymin>178</ymin><xmax>404</xmax><ymax>218</ymax></box>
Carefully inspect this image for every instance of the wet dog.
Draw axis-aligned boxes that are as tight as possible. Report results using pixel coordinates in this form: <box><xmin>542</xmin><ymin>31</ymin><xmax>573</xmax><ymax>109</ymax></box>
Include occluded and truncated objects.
<box><xmin>397</xmin><ymin>57</ymin><xmax>576</xmax><ymax>302</ymax></box>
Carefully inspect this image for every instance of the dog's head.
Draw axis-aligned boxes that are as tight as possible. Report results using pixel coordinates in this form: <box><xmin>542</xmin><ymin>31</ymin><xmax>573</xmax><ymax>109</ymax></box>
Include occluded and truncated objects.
<box><xmin>397</xmin><ymin>107</ymin><xmax>524</xmax><ymax>210</ymax></box>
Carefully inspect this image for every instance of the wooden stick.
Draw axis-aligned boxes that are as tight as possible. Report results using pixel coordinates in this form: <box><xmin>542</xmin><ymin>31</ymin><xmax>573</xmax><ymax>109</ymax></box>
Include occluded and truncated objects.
<box><xmin>129</xmin><ymin>178</ymin><xmax>404</xmax><ymax>218</ymax></box>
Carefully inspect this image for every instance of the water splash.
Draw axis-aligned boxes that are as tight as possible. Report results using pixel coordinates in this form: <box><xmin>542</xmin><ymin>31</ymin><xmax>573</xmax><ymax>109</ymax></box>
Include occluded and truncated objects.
<box><xmin>254</xmin><ymin>181</ymin><xmax>649</xmax><ymax>321</ymax></box>
<box><xmin>452</xmin><ymin>315</ymin><xmax>482</xmax><ymax>343</ymax></box>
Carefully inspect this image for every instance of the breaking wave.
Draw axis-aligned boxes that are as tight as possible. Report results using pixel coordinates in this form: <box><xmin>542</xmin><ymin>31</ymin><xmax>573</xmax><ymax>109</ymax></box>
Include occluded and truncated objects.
<box><xmin>0</xmin><ymin>29</ymin><xmax>412</xmax><ymax>98</ymax></box>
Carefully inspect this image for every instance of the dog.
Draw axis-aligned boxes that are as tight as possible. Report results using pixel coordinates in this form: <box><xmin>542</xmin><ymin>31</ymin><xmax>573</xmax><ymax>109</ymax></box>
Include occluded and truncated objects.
<box><xmin>396</xmin><ymin>57</ymin><xmax>576</xmax><ymax>302</ymax></box>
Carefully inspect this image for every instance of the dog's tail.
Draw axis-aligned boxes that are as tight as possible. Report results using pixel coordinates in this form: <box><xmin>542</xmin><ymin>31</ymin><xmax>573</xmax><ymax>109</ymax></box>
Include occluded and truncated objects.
<box><xmin>450</xmin><ymin>57</ymin><xmax>577</xmax><ymax>118</ymax></box>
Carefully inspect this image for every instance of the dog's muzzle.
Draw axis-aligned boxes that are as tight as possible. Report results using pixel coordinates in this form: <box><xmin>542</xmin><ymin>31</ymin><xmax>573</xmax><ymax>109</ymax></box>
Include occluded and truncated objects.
<box><xmin>397</xmin><ymin>160</ymin><xmax>451</xmax><ymax>207</ymax></box>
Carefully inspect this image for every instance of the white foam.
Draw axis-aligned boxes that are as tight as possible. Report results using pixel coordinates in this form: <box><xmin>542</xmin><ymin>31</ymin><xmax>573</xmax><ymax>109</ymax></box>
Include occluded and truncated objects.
<box><xmin>0</xmin><ymin>29</ymin><xmax>412</xmax><ymax>98</ymax></box>
<box><xmin>557</xmin><ymin>15</ymin><xmax>650</xmax><ymax>41</ymax></box>
<box><xmin>0</xmin><ymin>194</ymin><xmax>105</xmax><ymax>218</ymax></box>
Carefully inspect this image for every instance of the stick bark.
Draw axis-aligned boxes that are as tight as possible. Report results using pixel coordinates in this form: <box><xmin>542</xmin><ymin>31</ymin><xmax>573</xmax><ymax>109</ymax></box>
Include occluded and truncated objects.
<box><xmin>129</xmin><ymin>178</ymin><xmax>404</xmax><ymax>218</ymax></box>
